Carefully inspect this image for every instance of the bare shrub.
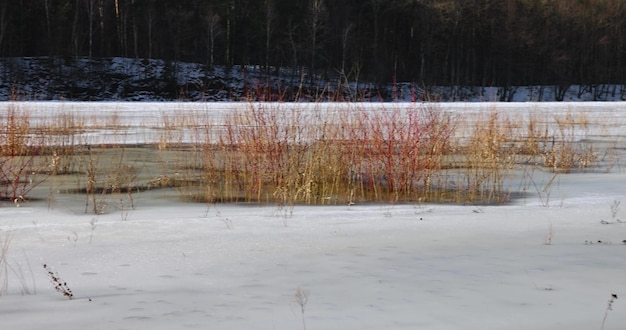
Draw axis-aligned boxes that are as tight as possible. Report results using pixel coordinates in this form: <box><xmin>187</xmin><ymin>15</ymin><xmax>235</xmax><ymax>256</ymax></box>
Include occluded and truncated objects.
<box><xmin>43</xmin><ymin>264</ymin><xmax>73</xmax><ymax>300</ymax></box>
<box><xmin>153</xmin><ymin>103</ymin><xmax>609</xmax><ymax>206</ymax></box>
<box><xmin>0</xmin><ymin>232</ymin><xmax>11</xmax><ymax>295</ymax></box>
<box><xmin>543</xmin><ymin>112</ymin><xmax>597</xmax><ymax>172</ymax></box>
<box><xmin>461</xmin><ymin>111</ymin><xmax>515</xmax><ymax>204</ymax></box>
<box><xmin>0</xmin><ymin>105</ymin><xmax>48</xmax><ymax>201</ymax></box>
<box><xmin>294</xmin><ymin>287</ymin><xmax>310</xmax><ymax>330</ymax></box>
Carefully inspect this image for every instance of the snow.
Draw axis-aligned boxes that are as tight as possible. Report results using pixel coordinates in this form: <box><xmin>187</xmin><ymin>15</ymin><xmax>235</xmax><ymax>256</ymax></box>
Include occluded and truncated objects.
<box><xmin>7</xmin><ymin>101</ymin><xmax>626</xmax><ymax>145</ymax></box>
<box><xmin>1</xmin><ymin>102</ymin><xmax>626</xmax><ymax>329</ymax></box>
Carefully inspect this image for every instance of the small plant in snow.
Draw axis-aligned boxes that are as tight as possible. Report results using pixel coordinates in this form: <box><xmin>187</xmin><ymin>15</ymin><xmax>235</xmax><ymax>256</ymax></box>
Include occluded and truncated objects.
<box><xmin>585</xmin><ymin>240</ymin><xmax>612</xmax><ymax>245</ymax></box>
<box><xmin>89</xmin><ymin>217</ymin><xmax>98</xmax><ymax>244</ymax></box>
<box><xmin>601</xmin><ymin>200</ymin><xmax>622</xmax><ymax>224</ymax></box>
<box><xmin>610</xmin><ymin>200</ymin><xmax>621</xmax><ymax>222</ymax></box>
<box><xmin>294</xmin><ymin>287</ymin><xmax>310</xmax><ymax>330</ymax></box>
<box><xmin>0</xmin><ymin>232</ymin><xmax>36</xmax><ymax>296</ymax></box>
<box><xmin>212</xmin><ymin>209</ymin><xmax>233</xmax><ymax>230</ymax></box>
<box><xmin>383</xmin><ymin>205</ymin><xmax>394</xmax><ymax>218</ymax></box>
<box><xmin>600</xmin><ymin>293</ymin><xmax>618</xmax><ymax>330</ymax></box>
<box><xmin>221</xmin><ymin>217</ymin><xmax>233</xmax><ymax>230</ymax></box>
<box><xmin>67</xmin><ymin>232</ymin><xmax>78</xmax><ymax>246</ymax></box>
<box><xmin>0</xmin><ymin>233</ymin><xmax>11</xmax><ymax>295</ymax></box>
<box><xmin>545</xmin><ymin>223</ymin><xmax>554</xmax><ymax>245</ymax></box>
<box><xmin>43</xmin><ymin>264</ymin><xmax>73</xmax><ymax>300</ymax></box>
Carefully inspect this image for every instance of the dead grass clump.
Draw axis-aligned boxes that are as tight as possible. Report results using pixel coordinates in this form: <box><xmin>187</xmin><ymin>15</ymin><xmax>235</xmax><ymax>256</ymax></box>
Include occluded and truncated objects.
<box><xmin>77</xmin><ymin>144</ymin><xmax>142</xmax><ymax>215</ymax></box>
<box><xmin>514</xmin><ymin>112</ymin><xmax>551</xmax><ymax>160</ymax></box>
<box><xmin>19</xmin><ymin>102</ymin><xmax>606</xmax><ymax>208</ymax></box>
<box><xmin>39</xmin><ymin>112</ymin><xmax>86</xmax><ymax>175</ymax></box>
<box><xmin>460</xmin><ymin>111</ymin><xmax>515</xmax><ymax>204</ymax></box>
<box><xmin>165</xmin><ymin>103</ymin><xmax>463</xmax><ymax>205</ymax></box>
<box><xmin>0</xmin><ymin>105</ymin><xmax>48</xmax><ymax>201</ymax></box>
<box><xmin>345</xmin><ymin>105</ymin><xmax>455</xmax><ymax>203</ymax></box>
<box><xmin>159</xmin><ymin>103</ymin><xmax>551</xmax><ymax>205</ymax></box>
<box><xmin>542</xmin><ymin>112</ymin><xmax>597</xmax><ymax>172</ymax></box>
<box><xmin>43</xmin><ymin>264</ymin><xmax>73</xmax><ymax>300</ymax></box>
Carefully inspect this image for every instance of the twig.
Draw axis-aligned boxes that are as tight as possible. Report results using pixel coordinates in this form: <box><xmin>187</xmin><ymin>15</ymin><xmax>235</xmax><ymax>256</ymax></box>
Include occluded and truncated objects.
<box><xmin>600</xmin><ymin>293</ymin><xmax>618</xmax><ymax>330</ymax></box>
<box><xmin>43</xmin><ymin>264</ymin><xmax>73</xmax><ymax>300</ymax></box>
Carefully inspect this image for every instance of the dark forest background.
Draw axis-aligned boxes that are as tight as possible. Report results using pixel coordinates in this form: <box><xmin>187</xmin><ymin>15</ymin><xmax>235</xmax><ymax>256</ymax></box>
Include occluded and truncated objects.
<box><xmin>1</xmin><ymin>0</ymin><xmax>625</xmax><ymax>92</ymax></box>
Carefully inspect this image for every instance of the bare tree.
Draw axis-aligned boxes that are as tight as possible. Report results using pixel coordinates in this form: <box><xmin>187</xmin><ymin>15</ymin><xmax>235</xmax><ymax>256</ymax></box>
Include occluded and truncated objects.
<box><xmin>285</xmin><ymin>18</ymin><xmax>301</xmax><ymax>87</ymax></box>
<box><xmin>130</xmin><ymin>0</ymin><xmax>138</xmax><ymax>58</ymax></box>
<box><xmin>225</xmin><ymin>0</ymin><xmax>234</xmax><ymax>66</ymax></box>
<box><xmin>264</xmin><ymin>0</ymin><xmax>275</xmax><ymax>74</ymax></box>
<box><xmin>206</xmin><ymin>11</ymin><xmax>222</xmax><ymax>68</ymax></box>
<box><xmin>0</xmin><ymin>2</ymin><xmax>7</xmax><ymax>55</ymax></box>
<box><xmin>40</xmin><ymin>0</ymin><xmax>53</xmax><ymax>54</ymax></box>
<box><xmin>307</xmin><ymin>0</ymin><xmax>326</xmax><ymax>86</ymax></box>
<box><xmin>145</xmin><ymin>3</ymin><xmax>154</xmax><ymax>59</ymax></box>
<box><xmin>340</xmin><ymin>23</ymin><xmax>352</xmax><ymax>76</ymax></box>
<box><xmin>85</xmin><ymin>0</ymin><xmax>96</xmax><ymax>57</ymax></box>
<box><xmin>97</xmin><ymin>0</ymin><xmax>105</xmax><ymax>55</ymax></box>
<box><xmin>71</xmin><ymin>0</ymin><xmax>80</xmax><ymax>57</ymax></box>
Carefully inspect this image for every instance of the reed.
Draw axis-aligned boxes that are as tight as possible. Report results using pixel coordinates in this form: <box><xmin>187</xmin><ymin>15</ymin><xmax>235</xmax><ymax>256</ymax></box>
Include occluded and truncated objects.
<box><xmin>0</xmin><ymin>105</ymin><xmax>48</xmax><ymax>201</ymax></box>
<box><xmin>460</xmin><ymin>111</ymin><xmax>515</xmax><ymax>204</ymax></box>
<box><xmin>2</xmin><ymin>102</ymin><xmax>613</xmax><ymax>208</ymax></box>
<box><xmin>156</xmin><ymin>103</ymin><xmax>614</xmax><ymax>206</ymax></box>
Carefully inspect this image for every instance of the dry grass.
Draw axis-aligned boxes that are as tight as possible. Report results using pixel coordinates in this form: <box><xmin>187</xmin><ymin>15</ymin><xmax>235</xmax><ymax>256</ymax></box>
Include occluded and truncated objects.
<box><xmin>0</xmin><ymin>105</ymin><xmax>48</xmax><ymax>201</ymax></box>
<box><xmin>0</xmin><ymin>102</ymin><xmax>618</xmax><ymax>208</ymax></box>
<box><xmin>159</xmin><ymin>104</ymin><xmax>457</xmax><ymax>204</ymax></box>
<box><xmin>542</xmin><ymin>111</ymin><xmax>597</xmax><ymax>172</ymax></box>
<box><xmin>43</xmin><ymin>264</ymin><xmax>73</xmax><ymax>300</ymax></box>
<box><xmin>0</xmin><ymin>232</ymin><xmax>11</xmax><ymax>295</ymax></box>
<box><xmin>460</xmin><ymin>111</ymin><xmax>515</xmax><ymax>203</ymax></box>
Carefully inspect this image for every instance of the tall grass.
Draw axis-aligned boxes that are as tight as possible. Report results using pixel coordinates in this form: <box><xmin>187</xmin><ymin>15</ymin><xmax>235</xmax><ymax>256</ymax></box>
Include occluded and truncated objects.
<box><xmin>0</xmin><ymin>102</ymin><xmax>616</xmax><ymax>207</ymax></box>
<box><xmin>543</xmin><ymin>111</ymin><xmax>597</xmax><ymax>172</ymax></box>
<box><xmin>460</xmin><ymin>111</ymin><xmax>515</xmax><ymax>203</ymax></box>
<box><xmin>159</xmin><ymin>103</ymin><xmax>526</xmax><ymax>205</ymax></box>
<box><xmin>0</xmin><ymin>105</ymin><xmax>47</xmax><ymax>201</ymax></box>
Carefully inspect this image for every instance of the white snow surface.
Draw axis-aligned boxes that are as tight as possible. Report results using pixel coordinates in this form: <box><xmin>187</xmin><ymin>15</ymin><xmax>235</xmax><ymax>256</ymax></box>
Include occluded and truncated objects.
<box><xmin>1</xmin><ymin>102</ymin><xmax>626</xmax><ymax>330</ymax></box>
<box><xmin>5</xmin><ymin>101</ymin><xmax>626</xmax><ymax>145</ymax></box>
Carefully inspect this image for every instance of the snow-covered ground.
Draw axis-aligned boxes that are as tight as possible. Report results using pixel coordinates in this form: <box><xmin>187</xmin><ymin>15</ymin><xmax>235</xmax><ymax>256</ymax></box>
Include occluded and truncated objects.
<box><xmin>1</xmin><ymin>102</ymin><xmax>626</xmax><ymax>330</ymax></box>
<box><xmin>7</xmin><ymin>101</ymin><xmax>626</xmax><ymax>145</ymax></box>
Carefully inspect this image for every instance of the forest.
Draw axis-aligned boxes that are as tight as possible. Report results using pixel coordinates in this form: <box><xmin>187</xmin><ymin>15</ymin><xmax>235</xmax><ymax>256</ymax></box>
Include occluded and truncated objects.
<box><xmin>1</xmin><ymin>0</ymin><xmax>625</xmax><ymax>94</ymax></box>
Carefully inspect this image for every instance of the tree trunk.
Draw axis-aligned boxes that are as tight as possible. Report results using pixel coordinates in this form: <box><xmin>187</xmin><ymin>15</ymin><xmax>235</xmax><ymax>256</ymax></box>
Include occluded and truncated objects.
<box><xmin>207</xmin><ymin>12</ymin><xmax>221</xmax><ymax>68</ymax></box>
<box><xmin>72</xmin><ymin>0</ymin><xmax>80</xmax><ymax>57</ymax></box>
<box><xmin>264</xmin><ymin>0</ymin><xmax>274</xmax><ymax>75</ymax></box>
<box><xmin>87</xmin><ymin>0</ymin><xmax>95</xmax><ymax>57</ymax></box>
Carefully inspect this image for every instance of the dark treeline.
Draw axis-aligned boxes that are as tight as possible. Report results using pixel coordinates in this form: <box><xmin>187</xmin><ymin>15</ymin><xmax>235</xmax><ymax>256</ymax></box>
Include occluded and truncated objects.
<box><xmin>1</xmin><ymin>0</ymin><xmax>625</xmax><ymax>92</ymax></box>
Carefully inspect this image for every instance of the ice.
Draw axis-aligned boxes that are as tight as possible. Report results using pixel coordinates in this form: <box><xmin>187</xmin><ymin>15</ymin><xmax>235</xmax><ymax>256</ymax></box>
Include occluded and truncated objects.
<box><xmin>0</xmin><ymin>102</ymin><xmax>625</xmax><ymax>329</ymax></box>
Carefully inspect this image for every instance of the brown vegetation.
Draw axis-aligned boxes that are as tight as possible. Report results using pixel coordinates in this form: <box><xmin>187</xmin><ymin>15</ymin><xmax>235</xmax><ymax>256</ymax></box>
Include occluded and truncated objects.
<box><xmin>0</xmin><ymin>103</ymin><xmax>612</xmax><ymax>209</ymax></box>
